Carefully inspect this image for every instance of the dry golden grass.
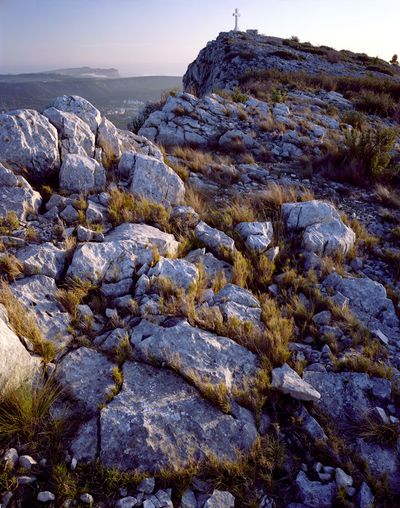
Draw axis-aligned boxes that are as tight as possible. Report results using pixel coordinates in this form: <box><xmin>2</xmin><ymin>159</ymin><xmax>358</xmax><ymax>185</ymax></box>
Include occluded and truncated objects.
<box><xmin>260</xmin><ymin>182</ymin><xmax>315</xmax><ymax>210</ymax></box>
<box><xmin>0</xmin><ymin>212</ymin><xmax>20</xmax><ymax>235</ymax></box>
<box><xmin>347</xmin><ymin>412</ymin><xmax>399</xmax><ymax>446</ymax></box>
<box><xmin>335</xmin><ymin>354</ymin><xmax>392</xmax><ymax>379</ymax></box>
<box><xmin>108</xmin><ymin>188</ymin><xmax>170</xmax><ymax>229</ymax></box>
<box><xmin>184</xmin><ymin>186</ymin><xmax>213</xmax><ymax>218</ymax></box>
<box><xmin>0</xmin><ymin>254</ymin><xmax>23</xmax><ymax>280</ymax></box>
<box><xmin>172</xmin><ymin>146</ymin><xmax>214</xmax><ymax>174</ymax></box>
<box><xmin>56</xmin><ymin>277</ymin><xmax>97</xmax><ymax>318</ymax></box>
<box><xmin>0</xmin><ymin>379</ymin><xmax>61</xmax><ymax>444</ymax></box>
<box><xmin>375</xmin><ymin>184</ymin><xmax>400</xmax><ymax>209</ymax></box>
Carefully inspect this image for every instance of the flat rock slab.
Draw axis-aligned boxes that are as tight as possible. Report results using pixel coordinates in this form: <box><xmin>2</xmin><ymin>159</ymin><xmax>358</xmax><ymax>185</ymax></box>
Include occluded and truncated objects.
<box><xmin>100</xmin><ymin>361</ymin><xmax>258</xmax><ymax>471</ymax></box>
<box><xmin>303</xmin><ymin>371</ymin><xmax>391</xmax><ymax>425</ymax></box>
<box><xmin>57</xmin><ymin>347</ymin><xmax>115</xmax><ymax>415</ymax></box>
<box><xmin>131</xmin><ymin>319</ymin><xmax>258</xmax><ymax>391</ymax></box>
<box><xmin>272</xmin><ymin>363</ymin><xmax>321</xmax><ymax>402</ymax></box>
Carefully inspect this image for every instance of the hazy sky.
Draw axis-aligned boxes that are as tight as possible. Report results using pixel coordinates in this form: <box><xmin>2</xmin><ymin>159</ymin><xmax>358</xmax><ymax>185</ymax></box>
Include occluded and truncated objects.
<box><xmin>0</xmin><ymin>0</ymin><xmax>399</xmax><ymax>76</ymax></box>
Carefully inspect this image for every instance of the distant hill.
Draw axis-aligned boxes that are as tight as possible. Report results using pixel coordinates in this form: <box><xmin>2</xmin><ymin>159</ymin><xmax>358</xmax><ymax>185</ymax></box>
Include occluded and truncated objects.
<box><xmin>0</xmin><ymin>74</ymin><xmax>182</xmax><ymax>113</ymax></box>
<box><xmin>48</xmin><ymin>67</ymin><xmax>120</xmax><ymax>79</ymax></box>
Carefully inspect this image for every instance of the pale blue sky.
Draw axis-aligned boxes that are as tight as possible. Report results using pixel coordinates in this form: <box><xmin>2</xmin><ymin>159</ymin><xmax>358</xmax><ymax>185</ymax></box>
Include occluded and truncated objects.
<box><xmin>0</xmin><ymin>0</ymin><xmax>399</xmax><ymax>75</ymax></box>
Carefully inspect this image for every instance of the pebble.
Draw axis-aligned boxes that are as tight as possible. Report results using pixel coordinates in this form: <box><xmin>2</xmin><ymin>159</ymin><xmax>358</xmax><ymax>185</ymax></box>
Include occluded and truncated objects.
<box><xmin>80</xmin><ymin>493</ymin><xmax>94</xmax><ymax>504</ymax></box>
<box><xmin>37</xmin><ymin>491</ymin><xmax>56</xmax><ymax>503</ymax></box>
<box><xmin>19</xmin><ymin>455</ymin><xmax>37</xmax><ymax>470</ymax></box>
<box><xmin>137</xmin><ymin>477</ymin><xmax>155</xmax><ymax>494</ymax></box>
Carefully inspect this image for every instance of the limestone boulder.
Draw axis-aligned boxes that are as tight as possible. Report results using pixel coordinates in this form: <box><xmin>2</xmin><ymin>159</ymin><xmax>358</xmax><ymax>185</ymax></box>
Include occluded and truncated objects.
<box><xmin>219</xmin><ymin>129</ymin><xmax>254</xmax><ymax>151</ymax></box>
<box><xmin>0</xmin><ymin>109</ymin><xmax>60</xmax><ymax>181</ymax></box>
<box><xmin>213</xmin><ymin>283</ymin><xmax>262</xmax><ymax>325</ymax></box>
<box><xmin>59</xmin><ymin>154</ymin><xmax>106</xmax><ymax>193</ymax></box>
<box><xmin>323</xmin><ymin>273</ymin><xmax>400</xmax><ymax>341</ymax></box>
<box><xmin>185</xmin><ymin>249</ymin><xmax>233</xmax><ymax>284</ymax></box>
<box><xmin>195</xmin><ymin>221</ymin><xmax>235</xmax><ymax>255</ymax></box>
<box><xmin>0</xmin><ymin>163</ymin><xmax>42</xmax><ymax>220</ymax></box>
<box><xmin>295</xmin><ymin>471</ymin><xmax>335</xmax><ymax>508</ymax></box>
<box><xmin>99</xmin><ymin>361</ymin><xmax>258</xmax><ymax>471</ymax></box>
<box><xmin>49</xmin><ymin>95</ymin><xmax>102</xmax><ymax>134</ymax></box>
<box><xmin>303</xmin><ymin>371</ymin><xmax>391</xmax><ymax>426</ymax></box>
<box><xmin>118</xmin><ymin>152</ymin><xmax>185</xmax><ymax>206</ymax></box>
<box><xmin>282</xmin><ymin>200</ymin><xmax>355</xmax><ymax>256</ymax></box>
<box><xmin>235</xmin><ymin>221</ymin><xmax>273</xmax><ymax>253</ymax></box>
<box><xmin>0</xmin><ymin>307</ymin><xmax>39</xmax><ymax>397</ymax></box>
<box><xmin>11</xmin><ymin>275</ymin><xmax>70</xmax><ymax>344</ymax></box>
<box><xmin>43</xmin><ymin>107</ymin><xmax>95</xmax><ymax>159</ymax></box>
<box><xmin>148</xmin><ymin>258</ymin><xmax>199</xmax><ymax>290</ymax></box>
<box><xmin>17</xmin><ymin>242</ymin><xmax>67</xmax><ymax>280</ymax></box>
<box><xmin>67</xmin><ymin>223</ymin><xmax>179</xmax><ymax>283</ymax></box>
<box><xmin>272</xmin><ymin>364</ymin><xmax>321</xmax><ymax>402</ymax></box>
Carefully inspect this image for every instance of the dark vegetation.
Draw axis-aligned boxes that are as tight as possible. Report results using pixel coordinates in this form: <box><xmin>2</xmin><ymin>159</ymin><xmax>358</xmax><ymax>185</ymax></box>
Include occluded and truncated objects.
<box><xmin>240</xmin><ymin>69</ymin><xmax>400</xmax><ymax>119</ymax></box>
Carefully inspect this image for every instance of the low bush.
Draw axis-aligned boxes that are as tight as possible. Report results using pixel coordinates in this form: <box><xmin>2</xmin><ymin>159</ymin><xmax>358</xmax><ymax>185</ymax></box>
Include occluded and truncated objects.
<box><xmin>333</xmin><ymin>127</ymin><xmax>399</xmax><ymax>184</ymax></box>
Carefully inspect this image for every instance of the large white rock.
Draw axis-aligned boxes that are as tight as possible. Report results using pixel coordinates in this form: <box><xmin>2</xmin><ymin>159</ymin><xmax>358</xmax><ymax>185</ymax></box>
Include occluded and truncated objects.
<box><xmin>59</xmin><ymin>154</ymin><xmax>106</xmax><ymax>193</ymax></box>
<box><xmin>195</xmin><ymin>221</ymin><xmax>235</xmax><ymax>255</ymax></box>
<box><xmin>43</xmin><ymin>107</ymin><xmax>95</xmax><ymax>159</ymax></box>
<box><xmin>0</xmin><ymin>109</ymin><xmax>60</xmax><ymax>181</ymax></box>
<box><xmin>118</xmin><ymin>152</ymin><xmax>185</xmax><ymax>206</ymax></box>
<box><xmin>17</xmin><ymin>242</ymin><xmax>67</xmax><ymax>280</ymax></box>
<box><xmin>235</xmin><ymin>221</ymin><xmax>273</xmax><ymax>253</ymax></box>
<box><xmin>67</xmin><ymin>223</ymin><xmax>179</xmax><ymax>283</ymax></box>
<box><xmin>11</xmin><ymin>275</ymin><xmax>70</xmax><ymax>344</ymax></box>
<box><xmin>148</xmin><ymin>258</ymin><xmax>199</xmax><ymax>290</ymax></box>
<box><xmin>271</xmin><ymin>363</ymin><xmax>321</xmax><ymax>402</ymax></box>
<box><xmin>49</xmin><ymin>95</ymin><xmax>102</xmax><ymax>134</ymax></box>
<box><xmin>0</xmin><ymin>306</ymin><xmax>39</xmax><ymax>397</ymax></box>
<box><xmin>0</xmin><ymin>163</ymin><xmax>42</xmax><ymax>220</ymax></box>
<box><xmin>323</xmin><ymin>272</ymin><xmax>400</xmax><ymax>340</ymax></box>
<box><xmin>282</xmin><ymin>200</ymin><xmax>355</xmax><ymax>256</ymax></box>
<box><xmin>131</xmin><ymin>319</ymin><xmax>258</xmax><ymax>391</ymax></box>
<box><xmin>98</xmin><ymin>118</ymin><xmax>163</xmax><ymax>167</ymax></box>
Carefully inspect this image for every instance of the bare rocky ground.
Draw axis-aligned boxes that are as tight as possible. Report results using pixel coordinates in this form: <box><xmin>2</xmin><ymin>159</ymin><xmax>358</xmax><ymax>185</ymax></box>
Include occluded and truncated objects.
<box><xmin>0</xmin><ymin>31</ymin><xmax>400</xmax><ymax>508</ymax></box>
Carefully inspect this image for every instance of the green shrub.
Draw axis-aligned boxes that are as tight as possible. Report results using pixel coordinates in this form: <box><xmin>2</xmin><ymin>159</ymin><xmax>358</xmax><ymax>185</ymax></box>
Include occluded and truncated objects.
<box><xmin>338</xmin><ymin>127</ymin><xmax>399</xmax><ymax>183</ymax></box>
<box><xmin>355</xmin><ymin>90</ymin><xmax>397</xmax><ymax>117</ymax></box>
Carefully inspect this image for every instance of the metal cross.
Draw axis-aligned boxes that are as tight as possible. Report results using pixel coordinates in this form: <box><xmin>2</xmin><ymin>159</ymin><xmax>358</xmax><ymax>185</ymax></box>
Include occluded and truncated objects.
<box><xmin>233</xmin><ymin>8</ymin><xmax>241</xmax><ymax>32</ymax></box>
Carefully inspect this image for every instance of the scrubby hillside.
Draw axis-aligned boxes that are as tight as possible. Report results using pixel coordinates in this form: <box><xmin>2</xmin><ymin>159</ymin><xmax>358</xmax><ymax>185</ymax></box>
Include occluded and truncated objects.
<box><xmin>0</xmin><ymin>31</ymin><xmax>399</xmax><ymax>508</ymax></box>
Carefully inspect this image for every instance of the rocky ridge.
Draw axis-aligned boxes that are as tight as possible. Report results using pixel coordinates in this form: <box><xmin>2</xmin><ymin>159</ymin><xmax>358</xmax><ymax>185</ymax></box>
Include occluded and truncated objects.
<box><xmin>0</xmin><ymin>31</ymin><xmax>399</xmax><ymax>508</ymax></box>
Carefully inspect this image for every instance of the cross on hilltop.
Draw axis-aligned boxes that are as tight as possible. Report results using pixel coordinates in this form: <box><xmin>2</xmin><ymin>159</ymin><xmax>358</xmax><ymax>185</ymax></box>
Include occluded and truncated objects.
<box><xmin>233</xmin><ymin>8</ymin><xmax>241</xmax><ymax>32</ymax></box>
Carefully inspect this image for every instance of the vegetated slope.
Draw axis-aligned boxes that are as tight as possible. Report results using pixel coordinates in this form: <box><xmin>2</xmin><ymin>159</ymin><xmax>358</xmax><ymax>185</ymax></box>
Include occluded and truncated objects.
<box><xmin>0</xmin><ymin>75</ymin><xmax>182</xmax><ymax>111</ymax></box>
<box><xmin>0</xmin><ymin>30</ymin><xmax>399</xmax><ymax>508</ymax></box>
<box><xmin>184</xmin><ymin>31</ymin><xmax>400</xmax><ymax>96</ymax></box>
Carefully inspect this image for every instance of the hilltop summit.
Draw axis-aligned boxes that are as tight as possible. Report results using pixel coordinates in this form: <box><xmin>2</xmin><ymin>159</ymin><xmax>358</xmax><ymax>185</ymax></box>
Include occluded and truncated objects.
<box><xmin>184</xmin><ymin>31</ymin><xmax>400</xmax><ymax>96</ymax></box>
